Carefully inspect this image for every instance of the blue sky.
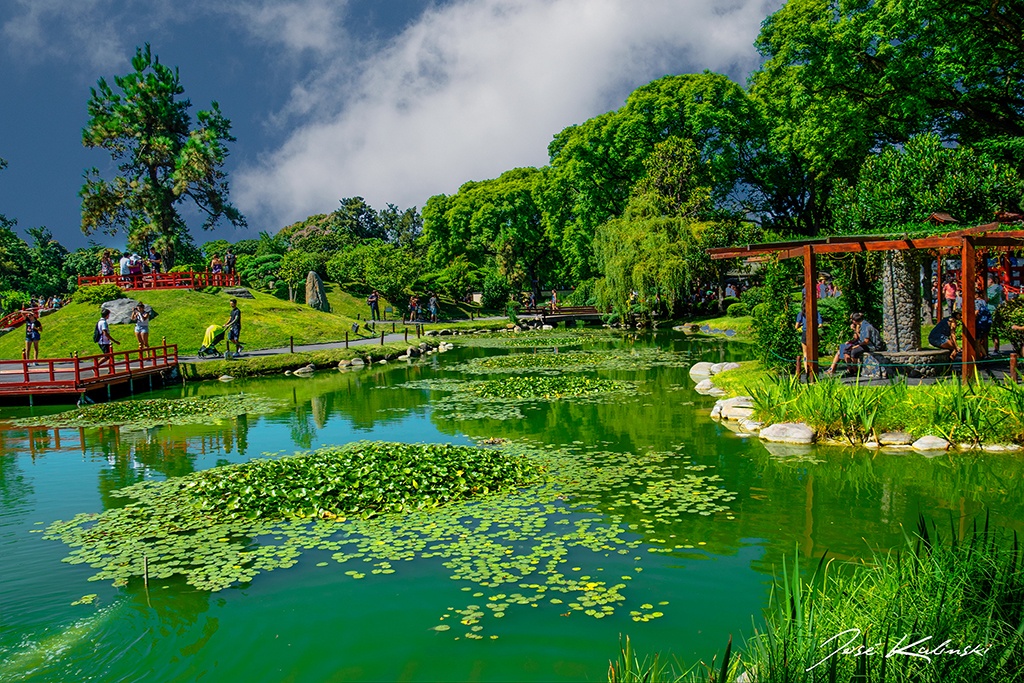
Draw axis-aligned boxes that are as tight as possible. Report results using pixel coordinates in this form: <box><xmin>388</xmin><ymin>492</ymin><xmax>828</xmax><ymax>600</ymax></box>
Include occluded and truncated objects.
<box><xmin>0</xmin><ymin>0</ymin><xmax>779</xmax><ymax>251</ymax></box>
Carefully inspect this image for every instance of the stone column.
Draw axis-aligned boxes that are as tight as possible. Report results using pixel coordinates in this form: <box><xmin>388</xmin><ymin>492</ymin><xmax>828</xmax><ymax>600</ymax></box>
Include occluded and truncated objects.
<box><xmin>882</xmin><ymin>250</ymin><xmax>921</xmax><ymax>351</ymax></box>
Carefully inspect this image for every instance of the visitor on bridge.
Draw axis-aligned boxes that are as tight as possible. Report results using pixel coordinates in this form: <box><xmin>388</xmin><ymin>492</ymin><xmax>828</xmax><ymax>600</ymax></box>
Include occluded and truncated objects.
<box><xmin>100</xmin><ymin>250</ymin><xmax>114</xmax><ymax>276</ymax></box>
<box><xmin>148</xmin><ymin>246</ymin><xmax>162</xmax><ymax>273</ymax></box>
<box><xmin>928</xmin><ymin>309</ymin><xmax>961</xmax><ymax>360</ymax></box>
<box><xmin>131</xmin><ymin>302</ymin><xmax>150</xmax><ymax>349</ymax></box>
<box><xmin>210</xmin><ymin>254</ymin><xmax>224</xmax><ymax>275</ymax></box>
<box><xmin>223</xmin><ymin>298</ymin><xmax>243</xmax><ymax>359</ymax></box>
<box><xmin>119</xmin><ymin>252</ymin><xmax>131</xmax><ymax>287</ymax></box>
<box><xmin>95</xmin><ymin>309</ymin><xmax>120</xmax><ymax>371</ymax></box>
<box><xmin>24</xmin><ymin>312</ymin><xmax>41</xmax><ymax>362</ymax></box>
<box><xmin>224</xmin><ymin>248</ymin><xmax>236</xmax><ymax>275</ymax></box>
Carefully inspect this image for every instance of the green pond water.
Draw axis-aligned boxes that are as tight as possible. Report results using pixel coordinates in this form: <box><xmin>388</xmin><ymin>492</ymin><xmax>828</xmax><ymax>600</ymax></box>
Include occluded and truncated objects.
<box><xmin>3</xmin><ymin>333</ymin><xmax>1024</xmax><ymax>682</ymax></box>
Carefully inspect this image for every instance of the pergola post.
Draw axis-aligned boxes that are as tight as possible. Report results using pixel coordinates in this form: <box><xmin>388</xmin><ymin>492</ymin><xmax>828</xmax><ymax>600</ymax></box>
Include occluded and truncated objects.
<box><xmin>934</xmin><ymin>255</ymin><xmax>943</xmax><ymax>320</ymax></box>
<box><xmin>803</xmin><ymin>244</ymin><xmax>819</xmax><ymax>377</ymax></box>
<box><xmin>961</xmin><ymin>237</ymin><xmax>977</xmax><ymax>381</ymax></box>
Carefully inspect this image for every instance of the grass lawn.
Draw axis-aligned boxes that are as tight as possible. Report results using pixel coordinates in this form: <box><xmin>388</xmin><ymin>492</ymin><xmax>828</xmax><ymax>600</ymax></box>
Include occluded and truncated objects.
<box><xmin>708</xmin><ymin>360</ymin><xmax>770</xmax><ymax>395</ymax></box>
<box><xmin>677</xmin><ymin>314</ymin><xmax>754</xmax><ymax>340</ymax></box>
<box><xmin>0</xmin><ymin>288</ymin><xmax>376</xmax><ymax>360</ymax></box>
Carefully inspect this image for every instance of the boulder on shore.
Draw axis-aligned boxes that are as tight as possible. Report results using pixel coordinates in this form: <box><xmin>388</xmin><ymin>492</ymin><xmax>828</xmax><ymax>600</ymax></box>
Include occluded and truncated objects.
<box><xmin>101</xmin><ymin>298</ymin><xmax>158</xmax><ymax>325</ymax></box>
<box><xmin>759</xmin><ymin>422</ymin><xmax>815</xmax><ymax>444</ymax></box>
<box><xmin>912</xmin><ymin>435</ymin><xmax>950</xmax><ymax>452</ymax></box>
<box><xmin>688</xmin><ymin>362</ymin><xmax>715</xmax><ymax>379</ymax></box>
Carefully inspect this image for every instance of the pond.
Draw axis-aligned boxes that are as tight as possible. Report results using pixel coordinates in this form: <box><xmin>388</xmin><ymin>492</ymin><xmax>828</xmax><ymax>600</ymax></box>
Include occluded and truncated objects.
<box><xmin>3</xmin><ymin>333</ymin><xmax>1024</xmax><ymax>682</ymax></box>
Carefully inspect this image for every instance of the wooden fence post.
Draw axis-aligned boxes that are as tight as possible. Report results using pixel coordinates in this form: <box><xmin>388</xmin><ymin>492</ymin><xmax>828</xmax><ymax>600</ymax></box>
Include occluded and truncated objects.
<box><xmin>380</xmin><ymin>331</ymin><xmax>385</xmax><ymax>346</ymax></box>
<box><xmin>290</xmin><ymin>336</ymin><xmax>294</xmax><ymax>353</ymax></box>
<box><xmin>345</xmin><ymin>331</ymin><xmax>349</xmax><ymax>349</ymax></box>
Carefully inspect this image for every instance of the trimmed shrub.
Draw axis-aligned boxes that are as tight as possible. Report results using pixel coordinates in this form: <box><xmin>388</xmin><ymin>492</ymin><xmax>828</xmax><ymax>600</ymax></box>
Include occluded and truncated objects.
<box><xmin>726</xmin><ymin>302</ymin><xmax>748</xmax><ymax>317</ymax></box>
<box><xmin>72</xmin><ymin>284</ymin><xmax>124</xmax><ymax>305</ymax></box>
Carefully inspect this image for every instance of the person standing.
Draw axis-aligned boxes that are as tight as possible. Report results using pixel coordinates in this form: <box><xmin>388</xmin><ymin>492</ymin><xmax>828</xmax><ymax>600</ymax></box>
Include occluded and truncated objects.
<box><xmin>795</xmin><ymin>305</ymin><xmax>822</xmax><ymax>375</ymax></box>
<box><xmin>987</xmin><ymin>274</ymin><xmax>1005</xmax><ymax>353</ymax></box>
<box><xmin>119</xmin><ymin>252</ymin><xmax>131</xmax><ymax>287</ymax></box>
<box><xmin>223</xmin><ymin>298</ymin><xmax>243</xmax><ymax>358</ymax></box>
<box><xmin>148</xmin><ymin>246</ymin><xmax>162</xmax><ymax>273</ymax></box>
<box><xmin>550</xmin><ymin>288</ymin><xmax>558</xmax><ymax>310</ymax></box>
<box><xmin>95</xmin><ymin>309</ymin><xmax>120</xmax><ymax>371</ymax></box>
<box><xmin>100</xmin><ymin>250</ymin><xmax>114</xmax><ymax>277</ymax></box>
<box><xmin>130</xmin><ymin>302</ymin><xmax>150</xmax><ymax>349</ymax></box>
<box><xmin>943</xmin><ymin>278</ymin><xmax>957</xmax><ymax>318</ymax></box>
<box><xmin>428</xmin><ymin>293</ymin><xmax>439</xmax><ymax>323</ymax></box>
<box><xmin>367</xmin><ymin>290</ymin><xmax>381</xmax><ymax>321</ymax></box>
<box><xmin>24</xmin><ymin>312</ymin><xmax>42</xmax><ymax>362</ymax></box>
<box><xmin>224</xmin><ymin>248</ymin><xmax>236</xmax><ymax>275</ymax></box>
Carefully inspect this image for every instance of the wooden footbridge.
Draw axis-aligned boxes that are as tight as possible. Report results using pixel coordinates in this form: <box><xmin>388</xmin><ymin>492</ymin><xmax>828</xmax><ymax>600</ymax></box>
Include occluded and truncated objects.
<box><xmin>522</xmin><ymin>305</ymin><xmax>605</xmax><ymax>325</ymax></box>
<box><xmin>0</xmin><ymin>344</ymin><xmax>179</xmax><ymax>404</ymax></box>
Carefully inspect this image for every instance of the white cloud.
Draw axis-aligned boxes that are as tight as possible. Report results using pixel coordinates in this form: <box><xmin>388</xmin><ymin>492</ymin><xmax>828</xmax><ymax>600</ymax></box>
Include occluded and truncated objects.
<box><xmin>235</xmin><ymin>0</ymin><xmax>780</xmax><ymax>229</ymax></box>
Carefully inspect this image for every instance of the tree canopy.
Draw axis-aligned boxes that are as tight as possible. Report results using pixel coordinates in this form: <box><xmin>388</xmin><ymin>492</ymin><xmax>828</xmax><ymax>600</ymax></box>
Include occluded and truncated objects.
<box><xmin>80</xmin><ymin>44</ymin><xmax>245</xmax><ymax>268</ymax></box>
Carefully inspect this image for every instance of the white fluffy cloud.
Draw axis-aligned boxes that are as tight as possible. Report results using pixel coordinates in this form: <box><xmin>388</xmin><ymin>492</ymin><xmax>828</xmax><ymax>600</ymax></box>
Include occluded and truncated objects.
<box><xmin>236</xmin><ymin>0</ymin><xmax>780</xmax><ymax>228</ymax></box>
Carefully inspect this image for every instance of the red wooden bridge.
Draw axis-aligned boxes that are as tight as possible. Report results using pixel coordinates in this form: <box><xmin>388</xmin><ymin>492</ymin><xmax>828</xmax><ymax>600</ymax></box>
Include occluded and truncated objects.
<box><xmin>0</xmin><ymin>344</ymin><xmax>179</xmax><ymax>404</ymax></box>
<box><xmin>77</xmin><ymin>271</ymin><xmax>240</xmax><ymax>290</ymax></box>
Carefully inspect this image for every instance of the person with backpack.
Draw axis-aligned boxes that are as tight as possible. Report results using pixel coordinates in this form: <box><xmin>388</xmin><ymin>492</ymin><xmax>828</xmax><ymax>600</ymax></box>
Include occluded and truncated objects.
<box><xmin>975</xmin><ymin>291</ymin><xmax>993</xmax><ymax>359</ymax></box>
<box><xmin>94</xmin><ymin>309</ymin><xmax>120</xmax><ymax>372</ymax></box>
<box><xmin>367</xmin><ymin>290</ymin><xmax>380</xmax><ymax>321</ymax></box>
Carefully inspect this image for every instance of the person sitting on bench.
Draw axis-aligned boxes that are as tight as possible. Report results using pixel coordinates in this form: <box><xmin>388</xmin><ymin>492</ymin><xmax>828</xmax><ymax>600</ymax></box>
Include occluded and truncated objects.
<box><xmin>826</xmin><ymin>312</ymin><xmax>882</xmax><ymax>376</ymax></box>
<box><xmin>929</xmin><ymin>309</ymin><xmax>961</xmax><ymax>360</ymax></box>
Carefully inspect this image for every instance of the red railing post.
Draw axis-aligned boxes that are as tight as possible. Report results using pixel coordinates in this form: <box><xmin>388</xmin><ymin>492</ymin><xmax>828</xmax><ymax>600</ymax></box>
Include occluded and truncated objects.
<box><xmin>74</xmin><ymin>352</ymin><xmax>81</xmax><ymax>386</ymax></box>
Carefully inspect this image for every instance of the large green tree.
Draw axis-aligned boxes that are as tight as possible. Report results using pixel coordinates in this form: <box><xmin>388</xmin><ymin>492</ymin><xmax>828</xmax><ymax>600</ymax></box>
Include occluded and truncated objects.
<box><xmin>541</xmin><ymin>72</ymin><xmax>760</xmax><ymax>281</ymax></box>
<box><xmin>423</xmin><ymin>167</ymin><xmax>555</xmax><ymax>295</ymax></box>
<box><xmin>80</xmin><ymin>44</ymin><xmax>245</xmax><ymax>268</ymax></box>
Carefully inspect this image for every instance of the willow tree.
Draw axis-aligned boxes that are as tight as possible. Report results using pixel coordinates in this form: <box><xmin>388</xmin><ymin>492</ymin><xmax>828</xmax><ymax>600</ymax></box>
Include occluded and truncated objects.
<box><xmin>80</xmin><ymin>44</ymin><xmax>245</xmax><ymax>267</ymax></box>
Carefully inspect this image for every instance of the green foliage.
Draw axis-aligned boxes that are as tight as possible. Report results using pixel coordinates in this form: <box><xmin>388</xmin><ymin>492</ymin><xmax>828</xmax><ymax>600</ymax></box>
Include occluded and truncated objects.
<box><xmin>14</xmin><ymin>394</ymin><xmax>280</xmax><ymax>430</ymax></box>
<box><xmin>61</xmin><ymin>246</ymin><xmax>107</xmax><ymax>292</ymax></box>
<box><xmin>0</xmin><ymin>289</ymin><xmax>30</xmax><ymax>315</ymax></box>
<box><xmin>994</xmin><ymin>296</ymin><xmax>1024</xmax><ymax>354</ymax></box>
<box><xmin>79</xmin><ymin>44</ymin><xmax>245</xmax><ymax>268</ymax></box>
<box><xmin>236</xmin><ymin>252</ymin><xmax>284</xmax><ymax>295</ymax></box>
<box><xmin>815</xmin><ymin>294</ymin><xmax>851</xmax><ymax>353</ymax></box>
<box><xmin>751</xmin><ymin>260</ymin><xmax>801</xmax><ymax>370</ymax></box>
<box><xmin>277</xmin><ymin>250</ymin><xmax>323</xmax><ymax>290</ymax></box>
<box><xmin>737</xmin><ymin>522</ymin><xmax>1024</xmax><ymax>683</ymax></box>
<box><xmin>470</xmin><ymin>376</ymin><xmax>631</xmax><ymax>400</ymax></box>
<box><xmin>726</xmin><ymin>302</ymin><xmax>747</xmax><ymax>317</ymax></box>
<box><xmin>481</xmin><ymin>270</ymin><xmax>515</xmax><ymax>309</ymax></box>
<box><xmin>423</xmin><ymin>167</ymin><xmax>553</xmax><ymax>291</ymax></box>
<box><xmin>44</xmin><ymin>440</ymin><xmax>541</xmax><ymax>591</ymax></box>
<box><xmin>747</xmin><ymin>375</ymin><xmax>1024</xmax><ymax>445</ymax></box>
<box><xmin>833</xmin><ymin>135</ymin><xmax>1022</xmax><ymax>234</ymax></box>
<box><xmin>0</xmin><ymin>223</ymin><xmax>31</xmax><ymax>294</ymax></box>
<box><xmin>420</xmin><ymin>254</ymin><xmax>482</xmax><ymax>300</ymax></box>
<box><xmin>71</xmin><ymin>284</ymin><xmax>124</xmax><ymax>305</ymax></box>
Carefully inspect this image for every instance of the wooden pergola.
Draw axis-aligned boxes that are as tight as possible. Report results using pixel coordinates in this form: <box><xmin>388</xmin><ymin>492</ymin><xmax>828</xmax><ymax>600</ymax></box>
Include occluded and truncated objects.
<box><xmin>708</xmin><ymin>223</ymin><xmax>1024</xmax><ymax>380</ymax></box>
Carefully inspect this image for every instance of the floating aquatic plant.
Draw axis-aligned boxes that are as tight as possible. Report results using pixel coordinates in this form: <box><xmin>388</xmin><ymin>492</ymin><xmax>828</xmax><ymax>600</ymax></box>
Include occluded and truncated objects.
<box><xmin>43</xmin><ymin>439</ymin><xmax>736</xmax><ymax>640</ymax></box>
<box><xmin>451</xmin><ymin>348</ymin><xmax>693</xmax><ymax>375</ymax></box>
<box><xmin>11</xmin><ymin>394</ymin><xmax>282</xmax><ymax>430</ymax></box>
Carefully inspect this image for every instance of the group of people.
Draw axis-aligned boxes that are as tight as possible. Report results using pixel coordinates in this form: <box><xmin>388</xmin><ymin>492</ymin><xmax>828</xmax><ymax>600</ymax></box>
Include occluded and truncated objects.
<box><xmin>406</xmin><ymin>293</ymin><xmax>440</xmax><ymax>323</ymax></box>
<box><xmin>209</xmin><ymin>249</ymin><xmax>237</xmax><ymax>276</ymax></box>
<box><xmin>100</xmin><ymin>248</ymin><xmax>163</xmax><ymax>283</ymax></box>
<box><xmin>91</xmin><ymin>298</ymin><xmax>243</xmax><ymax>369</ymax></box>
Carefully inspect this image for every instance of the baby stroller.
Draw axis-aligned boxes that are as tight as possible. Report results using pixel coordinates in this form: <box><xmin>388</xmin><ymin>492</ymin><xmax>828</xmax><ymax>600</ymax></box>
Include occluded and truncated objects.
<box><xmin>198</xmin><ymin>324</ymin><xmax>225</xmax><ymax>358</ymax></box>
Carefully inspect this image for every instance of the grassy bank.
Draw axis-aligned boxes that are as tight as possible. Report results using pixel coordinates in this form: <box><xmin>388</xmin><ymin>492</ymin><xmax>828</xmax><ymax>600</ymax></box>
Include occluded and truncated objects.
<box><xmin>181</xmin><ymin>341</ymin><xmax>444</xmax><ymax>380</ymax></box>
<box><xmin>676</xmin><ymin>314</ymin><xmax>754</xmax><ymax>340</ymax></box>
<box><xmin>0</xmin><ymin>288</ymin><xmax>377</xmax><ymax>360</ymax></box>
<box><xmin>710</xmin><ymin>362</ymin><xmax>1024</xmax><ymax>446</ymax></box>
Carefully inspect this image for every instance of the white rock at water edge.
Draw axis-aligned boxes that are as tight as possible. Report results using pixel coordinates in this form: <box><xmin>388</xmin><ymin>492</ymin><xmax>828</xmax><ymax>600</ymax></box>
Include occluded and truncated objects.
<box><xmin>759</xmin><ymin>423</ymin><xmax>815</xmax><ymax>444</ymax></box>
<box><xmin>982</xmin><ymin>443</ymin><xmax>1022</xmax><ymax>452</ymax></box>
<box><xmin>878</xmin><ymin>431</ymin><xmax>914</xmax><ymax>446</ymax></box>
<box><xmin>694</xmin><ymin>378</ymin><xmax>715</xmax><ymax>395</ymax></box>
<box><xmin>722</xmin><ymin>405</ymin><xmax>755</xmax><ymax>421</ymax></box>
<box><xmin>688</xmin><ymin>362</ymin><xmax>715</xmax><ymax>379</ymax></box>
<box><xmin>912</xmin><ymin>435</ymin><xmax>950</xmax><ymax>452</ymax></box>
<box><xmin>218</xmin><ymin>375</ymin><xmax>234</xmax><ymax>382</ymax></box>
<box><xmin>710</xmin><ymin>363</ymin><xmax>725</xmax><ymax>375</ymax></box>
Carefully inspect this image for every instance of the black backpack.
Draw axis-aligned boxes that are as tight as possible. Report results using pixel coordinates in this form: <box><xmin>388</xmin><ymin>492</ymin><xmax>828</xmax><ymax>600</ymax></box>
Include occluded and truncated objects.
<box><xmin>93</xmin><ymin>322</ymin><xmax>102</xmax><ymax>343</ymax></box>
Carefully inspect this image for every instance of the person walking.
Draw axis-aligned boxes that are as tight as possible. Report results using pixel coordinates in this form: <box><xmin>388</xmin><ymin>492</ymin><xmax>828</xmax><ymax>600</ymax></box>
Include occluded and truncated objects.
<box><xmin>24</xmin><ymin>312</ymin><xmax>42</xmax><ymax>362</ymax></box>
<box><xmin>130</xmin><ymin>302</ymin><xmax>150</xmax><ymax>349</ymax></box>
<box><xmin>95</xmin><ymin>309</ymin><xmax>120</xmax><ymax>372</ymax></box>
<box><xmin>223</xmin><ymin>298</ymin><xmax>243</xmax><ymax>358</ymax></box>
<box><xmin>367</xmin><ymin>290</ymin><xmax>381</xmax><ymax>321</ymax></box>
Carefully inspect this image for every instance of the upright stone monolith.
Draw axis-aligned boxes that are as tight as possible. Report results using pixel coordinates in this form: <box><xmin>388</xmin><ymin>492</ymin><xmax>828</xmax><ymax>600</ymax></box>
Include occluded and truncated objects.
<box><xmin>305</xmin><ymin>271</ymin><xmax>330</xmax><ymax>312</ymax></box>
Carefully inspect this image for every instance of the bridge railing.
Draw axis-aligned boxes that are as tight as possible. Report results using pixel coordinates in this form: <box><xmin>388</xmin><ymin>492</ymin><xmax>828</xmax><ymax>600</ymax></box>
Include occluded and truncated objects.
<box><xmin>0</xmin><ymin>306</ymin><xmax>45</xmax><ymax>330</ymax></box>
<box><xmin>0</xmin><ymin>344</ymin><xmax>178</xmax><ymax>390</ymax></box>
<box><xmin>77</xmin><ymin>272</ymin><xmax>240</xmax><ymax>290</ymax></box>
